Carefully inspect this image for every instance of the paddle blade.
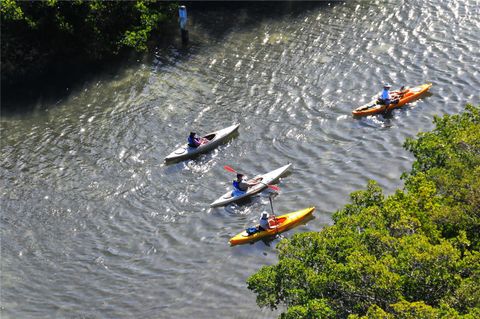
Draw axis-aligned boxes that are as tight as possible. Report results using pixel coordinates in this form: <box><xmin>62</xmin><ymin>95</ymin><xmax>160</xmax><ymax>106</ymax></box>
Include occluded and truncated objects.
<box><xmin>223</xmin><ymin>165</ymin><xmax>237</xmax><ymax>173</ymax></box>
<box><xmin>268</xmin><ymin>184</ymin><xmax>280</xmax><ymax>191</ymax></box>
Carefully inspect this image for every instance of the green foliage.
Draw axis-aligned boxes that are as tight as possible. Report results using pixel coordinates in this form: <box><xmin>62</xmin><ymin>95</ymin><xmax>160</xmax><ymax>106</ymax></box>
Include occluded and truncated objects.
<box><xmin>394</xmin><ymin>235</ymin><xmax>461</xmax><ymax>304</ymax></box>
<box><xmin>354</xmin><ymin>301</ymin><xmax>480</xmax><ymax>319</ymax></box>
<box><xmin>248</xmin><ymin>105</ymin><xmax>480</xmax><ymax>318</ymax></box>
<box><xmin>1</xmin><ymin>0</ymin><xmax>177</xmax><ymax>84</ymax></box>
<box><xmin>1</xmin><ymin>0</ymin><xmax>23</xmax><ymax>20</ymax></box>
<box><xmin>348</xmin><ymin>304</ymin><xmax>393</xmax><ymax>319</ymax></box>
<box><xmin>333</xmin><ymin>181</ymin><xmax>384</xmax><ymax>222</ymax></box>
<box><xmin>1</xmin><ymin>0</ymin><xmax>35</xmax><ymax>26</ymax></box>
<box><xmin>404</xmin><ymin>104</ymin><xmax>480</xmax><ymax>248</ymax></box>
<box><xmin>281</xmin><ymin>299</ymin><xmax>335</xmax><ymax>319</ymax></box>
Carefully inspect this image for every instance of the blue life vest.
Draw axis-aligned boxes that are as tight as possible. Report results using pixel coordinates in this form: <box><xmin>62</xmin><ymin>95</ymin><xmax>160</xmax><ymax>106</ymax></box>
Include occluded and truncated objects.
<box><xmin>188</xmin><ymin>136</ymin><xmax>198</xmax><ymax>147</ymax></box>
<box><xmin>232</xmin><ymin>180</ymin><xmax>241</xmax><ymax>191</ymax></box>
<box><xmin>232</xmin><ymin>180</ymin><xmax>246</xmax><ymax>197</ymax></box>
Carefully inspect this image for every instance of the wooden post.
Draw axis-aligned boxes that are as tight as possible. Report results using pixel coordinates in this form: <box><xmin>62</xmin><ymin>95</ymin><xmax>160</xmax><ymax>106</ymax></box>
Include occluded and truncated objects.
<box><xmin>179</xmin><ymin>5</ymin><xmax>189</xmax><ymax>43</ymax></box>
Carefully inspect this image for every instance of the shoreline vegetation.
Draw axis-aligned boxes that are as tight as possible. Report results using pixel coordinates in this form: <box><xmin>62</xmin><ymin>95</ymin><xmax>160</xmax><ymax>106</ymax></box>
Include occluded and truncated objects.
<box><xmin>0</xmin><ymin>1</ymin><xmax>334</xmax><ymax>113</ymax></box>
<box><xmin>247</xmin><ymin>105</ymin><xmax>480</xmax><ymax>318</ymax></box>
<box><xmin>1</xmin><ymin>0</ymin><xmax>179</xmax><ymax>85</ymax></box>
<box><xmin>3</xmin><ymin>2</ymin><xmax>478</xmax><ymax>318</ymax></box>
<box><xmin>1</xmin><ymin>0</ymin><xmax>179</xmax><ymax>111</ymax></box>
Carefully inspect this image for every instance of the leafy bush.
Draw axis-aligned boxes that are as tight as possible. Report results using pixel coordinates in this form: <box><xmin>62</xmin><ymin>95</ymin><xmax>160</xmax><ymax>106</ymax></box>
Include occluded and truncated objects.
<box><xmin>248</xmin><ymin>105</ymin><xmax>480</xmax><ymax>318</ymax></box>
<box><xmin>1</xmin><ymin>0</ymin><xmax>177</xmax><ymax>84</ymax></box>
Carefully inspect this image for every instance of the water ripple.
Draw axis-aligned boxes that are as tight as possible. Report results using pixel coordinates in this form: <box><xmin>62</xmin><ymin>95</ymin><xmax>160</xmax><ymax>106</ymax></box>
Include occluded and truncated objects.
<box><xmin>1</xmin><ymin>1</ymin><xmax>479</xmax><ymax>318</ymax></box>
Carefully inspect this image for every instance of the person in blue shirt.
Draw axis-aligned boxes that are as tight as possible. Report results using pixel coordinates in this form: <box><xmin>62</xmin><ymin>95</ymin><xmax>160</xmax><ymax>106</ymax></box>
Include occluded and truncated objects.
<box><xmin>378</xmin><ymin>83</ymin><xmax>403</xmax><ymax>114</ymax></box>
<box><xmin>232</xmin><ymin>173</ymin><xmax>261</xmax><ymax>196</ymax></box>
<box><xmin>379</xmin><ymin>83</ymin><xmax>392</xmax><ymax>105</ymax></box>
<box><xmin>188</xmin><ymin>132</ymin><xmax>206</xmax><ymax>148</ymax></box>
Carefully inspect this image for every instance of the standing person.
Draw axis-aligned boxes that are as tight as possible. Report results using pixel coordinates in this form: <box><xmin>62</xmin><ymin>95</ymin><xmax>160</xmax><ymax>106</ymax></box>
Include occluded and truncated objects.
<box><xmin>179</xmin><ymin>5</ymin><xmax>187</xmax><ymax>30</ymax></box>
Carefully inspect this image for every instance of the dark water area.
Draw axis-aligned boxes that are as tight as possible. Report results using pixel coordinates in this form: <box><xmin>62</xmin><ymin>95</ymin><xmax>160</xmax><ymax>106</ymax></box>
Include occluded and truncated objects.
<box><xmin>1</xmin><ymin>1</ymin><xmax>332</xmax><ymax>116</ymax></box>
<box><xmin>1</xmin><ymin>1</ymin><xmax>479</xmax><ymax>318</ymax></box>
<box><xmin>1</xmin><ymin>38</ymin><xmax>160</xmax><ymax>116</ymax></box>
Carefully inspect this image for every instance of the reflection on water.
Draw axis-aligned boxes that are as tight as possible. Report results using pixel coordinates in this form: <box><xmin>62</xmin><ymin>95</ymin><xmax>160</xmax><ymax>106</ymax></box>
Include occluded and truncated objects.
<box><xmin>1</xmin><ymin>1</ymin><xmax>479</xmax><ymax>318</ymax></box>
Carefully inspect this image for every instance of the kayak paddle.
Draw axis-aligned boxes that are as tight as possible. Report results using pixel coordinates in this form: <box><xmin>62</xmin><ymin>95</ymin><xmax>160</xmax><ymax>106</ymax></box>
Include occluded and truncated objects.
<box><xmin>268</xmin><ymin>192</ymin><xmax>280</xmax><ymax>237</ymax></box>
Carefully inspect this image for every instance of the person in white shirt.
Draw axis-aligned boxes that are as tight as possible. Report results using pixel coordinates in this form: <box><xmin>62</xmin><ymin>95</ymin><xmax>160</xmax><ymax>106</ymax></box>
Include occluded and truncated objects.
<box><xmin>259</xmin><ymin>212</ymin><xmax>271</xmax><ymax>231</ymax></box>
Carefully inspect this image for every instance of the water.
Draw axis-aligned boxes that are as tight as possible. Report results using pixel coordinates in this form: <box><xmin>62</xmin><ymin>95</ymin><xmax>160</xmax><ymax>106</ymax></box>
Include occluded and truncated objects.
<box><xmin>1</xmin><ymin>1</ymin><xmax>479</xmax><ymax>318</ymax></box>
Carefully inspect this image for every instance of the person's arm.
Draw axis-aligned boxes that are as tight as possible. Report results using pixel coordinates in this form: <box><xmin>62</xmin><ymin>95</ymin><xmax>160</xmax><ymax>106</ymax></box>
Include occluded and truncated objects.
<box><xmin>246</xmin><ymin>179</ymin><xmax>261</xmax><ymax>187</ymax></box>
<box><xmin>193</xmin><ymin>137</ymin><xmax>202</xmax><ymax>146</ymax></box>
<box><xmin>268</xmin><ymin>218</ymin><xmax>279</xmax><ymax>228</ymax></box>
<box><xmin>246</xmin><ymin>175</ymin><xmax>262</xmax><ymax>185</ymax></box>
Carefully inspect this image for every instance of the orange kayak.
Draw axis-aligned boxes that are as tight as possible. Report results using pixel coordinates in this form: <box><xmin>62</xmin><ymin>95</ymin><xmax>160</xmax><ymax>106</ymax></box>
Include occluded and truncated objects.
<box><xmin>229</xmin><ymin>207</ymin><xmax>315</xmax><ymax>246</ymax></box>
<box><xmin>352</xmin><ymin>83</ymin><xmax>432</xmax><ymax>116</ymax></box>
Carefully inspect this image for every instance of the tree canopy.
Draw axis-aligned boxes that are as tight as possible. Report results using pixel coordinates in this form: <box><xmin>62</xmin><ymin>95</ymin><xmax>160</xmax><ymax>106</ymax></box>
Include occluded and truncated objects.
<box><xmin>247</xmin><ymin>105</ymin><xmax>480</xmax><ymax>318</ymax></box>
<box><xmin>1</xmin><ymin>0</ymin><xmax>177</xmax><ymax>86</ymax></box>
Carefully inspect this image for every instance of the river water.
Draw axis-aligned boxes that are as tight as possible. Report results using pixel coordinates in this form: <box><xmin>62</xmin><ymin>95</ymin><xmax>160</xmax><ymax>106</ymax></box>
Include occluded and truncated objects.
<box><xmin>1</xmin><ymin>1</ymin><xmax>479</xmax><ymax>318</ymax></box>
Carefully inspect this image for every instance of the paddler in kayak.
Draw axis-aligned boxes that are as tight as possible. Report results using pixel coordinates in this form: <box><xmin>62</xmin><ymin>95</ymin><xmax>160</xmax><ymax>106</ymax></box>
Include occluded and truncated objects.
<box><xmin>261</xmin><ymin>192</ymin><xmax>280</xmax><ymax>231</ymax></box>
<box><xmin>378</xmin><ymin>83</ymin><xmax>406</xmax><ymax>114</ymax></box>
<box><xmin>259</xmin><ymin>212</ymin><xmax>278</xmax><ymax>231</ymax></box>
<box><xmin>188</xmin><ymin>132</ymin><xmax>208</xmax><ymax>148</ymax></box>
<box><xmin>378</xmin><ymin>84</ymin><xmax>398</xmax><ymax>107</ymax></box>
<box><xmin>244</xmin><ymin>211</ymin><xmax>277</xmax><ymax>236</ymax></box>
<box><xmin>232</xmin><ymin>173</ymin><xmax>262</xmax><ymax>196</ymax></box>
<box><xmin>258</xmin><ymin>212</ymin><xmax>278</xmax><ymax>231</ymax></box>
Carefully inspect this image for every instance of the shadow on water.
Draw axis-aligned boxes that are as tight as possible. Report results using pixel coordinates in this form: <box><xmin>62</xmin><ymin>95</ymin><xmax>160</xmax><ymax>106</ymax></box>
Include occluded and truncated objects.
<box><xmin>1</xmin><ymin>51</ymin><xmax>145</xmax><ymax>116</ymax></box>
<box><xmin>0</xmin><ymin>29</ymin><xmax>192</xmax><ymax>117</ymax></box>
<box><xmin>1</xmin><ymin>1</ymin><xmax>341</xmax><ymax>117</ymax></box>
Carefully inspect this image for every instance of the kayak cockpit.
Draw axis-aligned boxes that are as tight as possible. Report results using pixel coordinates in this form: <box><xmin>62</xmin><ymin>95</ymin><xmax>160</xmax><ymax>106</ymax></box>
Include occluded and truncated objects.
<box><xmin>203</xmin><ymin>133</ymin><xmax>216</xmax><ymax>141</ymax></box>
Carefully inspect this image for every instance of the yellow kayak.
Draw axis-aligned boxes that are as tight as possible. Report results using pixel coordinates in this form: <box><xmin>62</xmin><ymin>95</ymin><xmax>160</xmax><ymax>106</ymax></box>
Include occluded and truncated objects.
<box><xmin>229</xmin><ymin>207</ymin><xmax>315</xmax><ymax>246</ymax></box>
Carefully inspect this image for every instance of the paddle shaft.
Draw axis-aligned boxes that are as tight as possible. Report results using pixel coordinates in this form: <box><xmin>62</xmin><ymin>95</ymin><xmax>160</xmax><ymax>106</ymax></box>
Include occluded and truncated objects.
<box><xmin>269</xmin><ymin>195</ymin><xmax>279</xmax><ymax>237</ymax></box>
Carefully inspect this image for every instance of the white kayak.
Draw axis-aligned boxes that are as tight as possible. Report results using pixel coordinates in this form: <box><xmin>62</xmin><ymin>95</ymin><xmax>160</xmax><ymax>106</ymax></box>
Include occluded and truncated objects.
<box><xmin>165</xmin><ymin>124</ymin><xmax>240</xmax><ymax>163</ymax></box>
<box><xmin>210</xmin><ymin>163</ymin><xmax>292</xmax><ymax>208</ymax></box>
